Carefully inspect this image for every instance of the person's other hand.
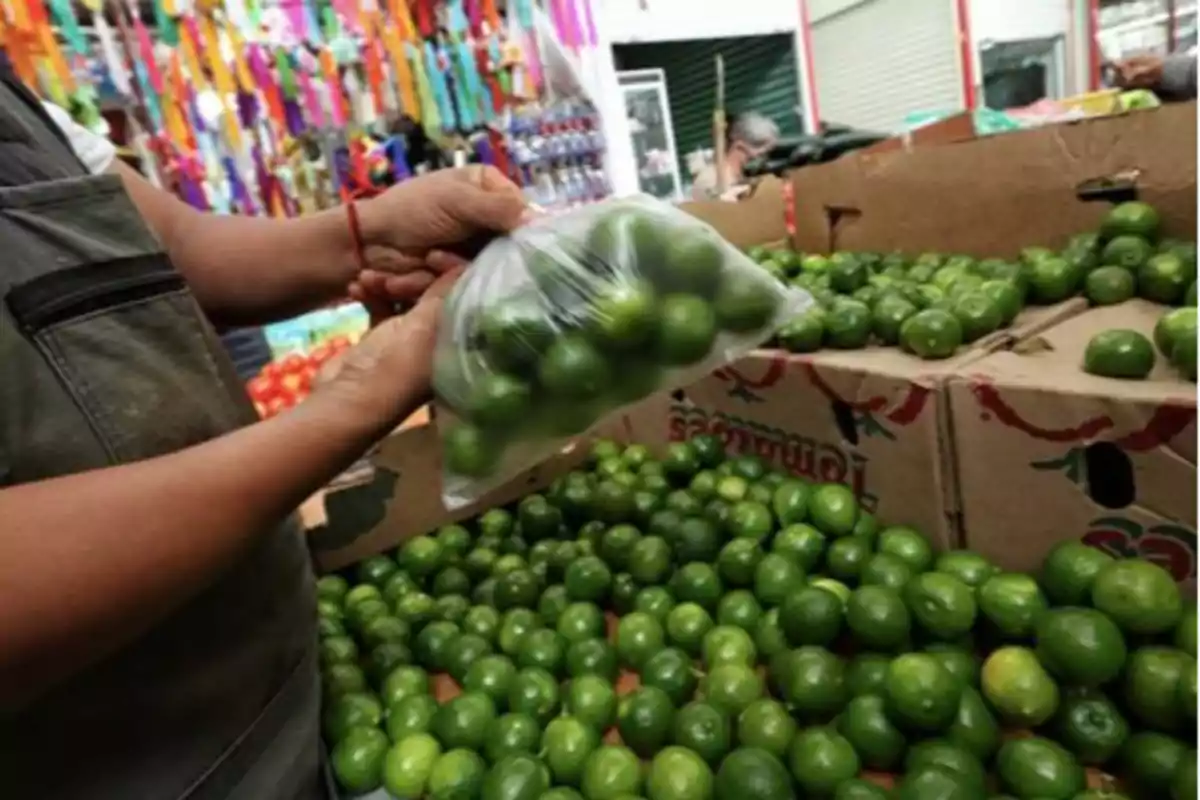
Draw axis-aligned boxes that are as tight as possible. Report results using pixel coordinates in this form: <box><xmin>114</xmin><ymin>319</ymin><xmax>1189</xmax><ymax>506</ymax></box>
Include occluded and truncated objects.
<box><xmin>1115</xmin><ymin>55</ymin><xmax>1165</xmax><ymax>89</ymax></box>
<box><xmin>348</xmin><ymin>166</ymin><xmax>526</xmax><ymax>322</ymax></box>
<box><xmin>315</xmin><ymin>267</ymin><xmax>464</xmax><ymax>432</ymax></box>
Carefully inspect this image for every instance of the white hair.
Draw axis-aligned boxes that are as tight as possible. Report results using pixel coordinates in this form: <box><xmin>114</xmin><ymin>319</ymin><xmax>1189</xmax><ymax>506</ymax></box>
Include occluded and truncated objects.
<box><xmin>729</xmin><ymin>113</ymin><xmax>780</xmax><ymax>149</ymax></box>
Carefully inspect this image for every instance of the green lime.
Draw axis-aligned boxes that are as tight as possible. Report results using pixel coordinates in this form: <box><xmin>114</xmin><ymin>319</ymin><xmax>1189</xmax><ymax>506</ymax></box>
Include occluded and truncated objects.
<box><xmin>627</xmin><ymin>536</ymin><xmax>672</xmax><ymax>586</ymax></box>
<box><xmin>952</xmin><ymin>291</ymin><xmax>1004</xmax><ymax>343</ymax></box>
<box><xmin>366</xmin><ymin>641</ymin><xmax>414</xmax><ymax>685</ymax></box>
<box><xmin>1040</xmin><ymin>542</ymin><xmax>1114</xmax><ymax>605</ymax></box>
<box><xmin>539</xmin><ymin>335</ymin><xmax>611</xmax><ymax>400</ymax></box>
<box><xmin>980</xmin><ymin>279</ymin><xmax>1024</xmax><ymax>324</ymax></box>
<box><xmin>565</xmin><ymin>556</ymin><xmax>614</xmax><ymax>603</ymax></box>
<box><xmin>877</xmin><ymin>526</ymin><xmax>934</xmax><ymax>572</ymax></box>
<box><xmin>947</xmin><ymin>686</ymin><xmax>1000</xmax><ymax>762</ymax></box>
<box><xmin>320</xmin><ymin>635</ymin><xmax>360</xmax><ymax>669</ymax></box>
<box><xmin>481</xmin><ymin>753</ymin><xmax>550</xmax><ymax>800</ymax></box>
<box><xmin>906</xmin><ymin>740</ymin><xmax>986</xmax><ymax>791</ymax></box>
<box><xmin>786</xmin><ymin>727</ymin><xmax>860</xmax><ymax>797</ymax></box>
<box><xmin>485</xmin><ymin>713</ymin><xmax>542</xmax><ymax>763</ymax></box>
<box><xmin>754</xmin><ymin>608</ymin><xmax>789</xmax><ymax>661</ymax></box>
<box><xmin>382</xmin><ymin>732</ymin><xmax>442</xmax><ymax>799</ymax></box>
<box><xmin>980</xmin><ymin>646</ymin><xmax>1060</xmax><ymax>728</ymax></box>
<box><xmin>1176</xmin><ymin>605</ymin><xmax>1197</xmax><ymax>656</ymax></box>
<box><xmin>673</xmin><ymin>701</ymin><xmax>732</xmax><ymax>766</ymax></box>
<box><xmin>1092</xmin><ymin>559</ymin><xmax>1183</xmax><ymax>635</ymax></box>
<box><xmin>727</xmin><ymin>500</ymin><xmax>774</xmax><ymax>542</ymax></box>
<box><xmin>433</xmin><ymin>691</ymin><xmax>497</xmax><ymax>751</ymax></box>
<box><xmin>1124</xmin><ymin>646</ymin><xmax>1193</xmax><ymax>733</ymax></box>
<box><xmin>588</xmin><ymin>280</ymin><xmax>659</xmax><ymax>350</ymax></box>
<box><xmin>467</xmin><ymin>372</ymin><xmax>533</xmax><ymax>429</ymax></box>
<box><xmin>1035</xmin><ymin>607</ymin><xmax>1127</xmax><ymax>686</ymax></box>
<box><xmin>935</xmin><ymin>550</ymin><xmax>997</xmax><ymax>588</ymax></box>
<box><xmin>871</xmin><ymin>294</ymin><xmax>919</xmax><ymax>345</ymax></box>
<box><xmin>860</xmin><ymin>554</ymin><xmax>915</xmax><ymax>591</ymax></box>
<box><xmin>701</xmin><ymin>662</ymin><xmax>764</xmax><ymax>717</ymax></box>
<box><xmin>566</xmin><ymin>638</ymin><xmax>619</xmax><ymax>681</ymax></box>
<box><xmin>846</xmin><ymin>585</ymin><xmax>911</xmax><ymax>651</ymax></box>
<box><xmin>497</xmin><ymin>608</ymin><xmax>542</xmax><ymax>657</ymax></box>
<box><xmin>543</xmin><ymin>716</ymin><xmax>601</xmax><ymax>787</ymax></box>
<box><xmin>1140</xmin><ymin>252</ymin><xmax>1196</xmax><ymax>304</ymax></box>
<box><xmin>737</xmin><ymin>698</ymin><xmax>797</xmax><ymax>758</ymax></box>
<box><xmin>905</xmin><ymin>572</ymin><xmax>977</xmax><ymax>640</ymax></box>
<box><xmin>381</xmin><ymin>665</ymin><xmax>431</xmax><ymax>708</ymax></box>
<box><xmin>846</xmin><ymin>653</ymin><xmax>891</xmax><ymax>697</ymax></box>
<box><xmin>1103</xmin><ymin>201</ymin><xmax>1162</xmax><ymax>241</ymax></box>
<box><xmin>446</xmin><ymin>633</ymin><xmax>494</xmax><ymax>683</ymax></box>
<box><xmin>714</xmin><ymin>271</ymin><xmax>780</xmax><ymax>333</ymax></box>
<box><xmin>517</xmin><ymin>629</ymin><xmax>566</xmax><ymax>675</ymax></box>
<box><xmin>900</xmin><ymin>308</ymin><xmax>963</xmax><ymax>359</ymax></box>
<box><xmin>1086</xmin><ymin>266</ymin><xmax>1137</xmax><ymax>306</ymax></box>
<box><xmin>779</xmin><ymin>586</ymin><xmax>843</xmax><ymax>647</ymax></box>
<box><xmin>656</xmin><ymin>294</ymin><xmax>718</xmax><ymax>366</ymax></box>
<box><xmin>443</xmin><ymin>422</ymin><xmax>502</xmax><ymax>478</ymax></box>
<box><xmin>386</xmin><ymin>693</ymin><xmax>440</xmax><ymax>742</ymax></box>
<box><xmin>1156</xmin><ymin>307</ymin><xmax>1198</xmax><ymax>355</ymax></box>
<box><xmin>703</xmin><ymin>624</ymin><xmax>757</xmax><ymax>669</ymax></box>
<box><xmin>646</xmin><ymin>750</ymin><xmax>720</xmax><ymax>800</ymax></box>
<box><xmin>714</xmin><ymin>747</ymin><xmax>792</xmax><ymax>800</ymax></box>
<box><xmin>672</xmin><ymin>516</ymin><xmax>722</xmax><ymax>564</ymax></box>
<box><xmin>1054</xmin><ymin>688</ymin><xmax>1130</xmax><ymax>765</ymax></box>
<box><xmin>582</xmin><ymin>745</ymin><xmax>644</xmax><ymax>800</ymax></box>
<box><xmin>825</xmin><ymin>299</ymin><xmax>872</xmax><ymax>349</ymax></box>
<box><xmin>641</xmin><ymin>647</ymin><xmax>698</xmax><ymax>706</ymax></box>
<box><xmin>618</xmin><ymin>686</ymin><xmax>677</xmax><ymax>757</ymax></box>
<box><xmin>996</xmin><ymin>737</ymin><xmax>1086</xmax><ymax>800</ymax></box>
<box><xmin>717</xmin><ymin>539</ymin><xmax>765</xmax><ymax>587</ymax></box>
<box><xmin>775</xmin><ymin>646</ymin><xmax>847</xmax><ymax>721</ymax></box>
<box><xmin>753</xmin><ymin>553</ymin><xmax>803</xmax><ymax>609</ymax></box>
<box><xmin>635</xmin><ymin>586</ymin><xmax>677</xmax><ymax>625</ymax></box>
<box><xmin>772</xmin><ymin>523</ymin><xmax>826</xmax><ymax>572</ymax></box>
<box><xmin>414</xmin><ymin>620</ymin><xmax>461</xmax><ymax>671</ymax></box>
<box><xmin>837</xmin><ymin>693</ymin><xmax>905</xmax><ymax>770</ymax></box>
<box><xmin>616</xmin><ymin>611</ymin><xmax>666</xmax><ymax>670</ymax></box>
<box><xmin>1084</xmin><ymin>329</ymin><xmax>1156</xmax><ymax>379</ymax></box>
<box><xmin>885</xmin><ymin>653</ymin><xmax>961</xmax><ymax>732</ymax></box>
<box><xmin>428</xmin><ymin>748</ymin><xmax>487</xmax><ymax>800</ymax></box>
<box><xmin>1171</xmin><ymin>322</ymin><xmax>1197</xmax><ymax>380</ymax></box>
<box><xmin>825</xmin><ymin>537</ymin><xmax>871</xmax><ymax>583</ymax></box>
<box><xmin>1122</xmin><ymin>731</ymin><xmax>1188</xmax><ymax>797</ymax></box>
<box><xmin>557</xmin><ymin>602</ymin><xmax>607</xmax><ymax>644</ymax></box>
<box><xmin>507</xmin><ymin>667</ymin><xmax>561</xmax><ymax>726</ymax></box>
<box><xmin>716</xmin><ymin>589</ymin><xmax>764</xmax><ymax>632</ymax></box>
<box><xmin>807</xmin><ymin>483</ymin><xmax>859</xmax><ymax>537</ymax></box>
<box><xmin>565</xmin><ymin>674</ymin><xmax>618</xmax><ymax>732</ymax></box>
<box><xmin>331</xmin><ymin>725</ymin><xmax>390</xmax><ymax>793</ymax></box>
<box><xmin>778</xmin><ymin>309</ymin><xmax>827</xmax><ymax>353</ymax></box>
<box><xmin>671</xmin><ymin>563</ymin><xmax>724</xmax><ymax>611</ymax></box>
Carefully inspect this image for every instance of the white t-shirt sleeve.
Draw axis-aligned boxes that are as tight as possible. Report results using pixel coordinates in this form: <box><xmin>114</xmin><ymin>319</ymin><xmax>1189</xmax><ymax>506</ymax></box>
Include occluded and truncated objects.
<box><xmin>40</xmin><ymin>101</ymin><xmax>116</xmax><ymax>175</ymax></box>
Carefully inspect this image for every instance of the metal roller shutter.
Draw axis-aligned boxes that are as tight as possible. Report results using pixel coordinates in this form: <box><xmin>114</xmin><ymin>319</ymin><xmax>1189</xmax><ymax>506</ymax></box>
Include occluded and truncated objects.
<box><xmin>810</xmin><ymin>0</ymin><xmax>963</xmax><ymax>132</ymax></box>
<box><xmin>614</xmin><ymin>35</ymin><xmax>804</xmax><ymax>180</ymax></box>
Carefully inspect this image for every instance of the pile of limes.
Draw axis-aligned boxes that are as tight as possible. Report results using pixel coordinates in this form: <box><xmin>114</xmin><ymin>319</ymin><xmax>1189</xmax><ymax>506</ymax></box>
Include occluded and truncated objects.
<box><xmin>751</xmin><ymin>201</ymin><xmax>1197</xmax><ymax>366</ymax></box>
<box><xmin>433</xmin><ymin>202</ymin><xmax>801</xmax><ymax>486</ymax></box>
<box><xmin>317</xmin><ymin>434</ymin><xmax>1197</xmax><ymax>800</ymax></box>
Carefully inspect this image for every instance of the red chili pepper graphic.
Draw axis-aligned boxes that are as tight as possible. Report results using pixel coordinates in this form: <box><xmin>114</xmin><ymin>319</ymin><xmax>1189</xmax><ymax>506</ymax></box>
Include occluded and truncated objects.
<box><xmin>971</xmin><ymin>380</ymin><xmax>1113</xmax><ymax>443</ymax></box>
<box><xmin>1114</xmin><ymin>403</ymin><xmax>1196</xmax><ymax>452</ymax></box>
<box><xmin>803</xmin><ymin>363</ymin><xmax>932</xmax><ymax>426</ymax></box>
<box><xmin>713</xmin><ymin>353</ymin><xmax>789</xmax><ymax>391</ymax></box>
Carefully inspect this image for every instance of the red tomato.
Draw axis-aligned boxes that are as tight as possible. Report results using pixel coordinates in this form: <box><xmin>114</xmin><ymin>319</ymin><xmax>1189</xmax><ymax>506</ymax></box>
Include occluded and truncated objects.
<box><xmin>279</xmin><ymin>372</ymin><xmax>307</xmax><ymax>395</ymax></box>
<box><xmin>264</xmin><ymin>396</ymin><xmax>290</xmax><ymax>417</ymax></box>
<box><xmin>246</xmin><ymin>375</ymin><xmax>279</xmax><ymax>403</ymax></box>
<box><xmin>280</xmin><ymin>353</ymin><xmax>308</xmax><ymax>374</ymax></box>
<box><xmin>260</xmin><ymin>361</ymin><xmax>284</xmax><ymax>381</ymax></box>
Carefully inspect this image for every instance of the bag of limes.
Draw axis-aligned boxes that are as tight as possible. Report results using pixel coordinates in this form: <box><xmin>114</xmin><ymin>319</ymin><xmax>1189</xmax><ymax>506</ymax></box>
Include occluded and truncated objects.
<box><xmin>432</xmin><ymin>196</ymin><xmax>811</xmax><ymax>508</ymax></box>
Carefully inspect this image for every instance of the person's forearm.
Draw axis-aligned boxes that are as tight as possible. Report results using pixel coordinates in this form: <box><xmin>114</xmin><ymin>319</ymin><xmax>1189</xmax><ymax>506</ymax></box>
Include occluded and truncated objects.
<box><xmin>0</xmin><ymin>392</ymin><xmax>400</xmax><ymax>708</ymax></box>
<box><xmin>112</xmin><ymin>162</ymin><xmax>359</xmax><ymax>327</ymax></box>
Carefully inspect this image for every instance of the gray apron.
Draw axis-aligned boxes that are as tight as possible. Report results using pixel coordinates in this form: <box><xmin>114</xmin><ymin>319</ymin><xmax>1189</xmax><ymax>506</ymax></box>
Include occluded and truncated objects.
<box><xmin>0</xmin><ymin>75</ymin><xmax>328</xmax><ymax>800</ymax></box>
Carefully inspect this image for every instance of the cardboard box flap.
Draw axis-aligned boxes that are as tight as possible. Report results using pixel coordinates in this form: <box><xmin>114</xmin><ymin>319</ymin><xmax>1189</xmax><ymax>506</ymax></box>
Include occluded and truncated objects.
<box><xmin>788</xmin><ymin>104</ymin><xmax>1197</xmax><ymax>256</ymax></box>
<box><xmin>962</xmin><ymin>300</ymin><xmax>1198</xmax><ymax>411</ymax></box>
<box><xmin>682</xmin><ymin>176</ymin><xmax>791</xmax><ymax>249</ymax></box>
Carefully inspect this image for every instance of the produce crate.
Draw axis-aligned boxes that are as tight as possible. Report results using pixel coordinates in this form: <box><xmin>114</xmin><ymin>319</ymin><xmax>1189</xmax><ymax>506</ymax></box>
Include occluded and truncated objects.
<box><xmin>950</xmin><ymin>300</ymin><xmax>1198</xmax><ymax>589</ymax></box>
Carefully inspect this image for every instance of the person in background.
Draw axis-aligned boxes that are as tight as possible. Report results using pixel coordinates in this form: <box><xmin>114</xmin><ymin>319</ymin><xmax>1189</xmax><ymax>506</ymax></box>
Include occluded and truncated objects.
<box><xmin>0</xmin><ymin>67</ymin><xmax>524</xmax><ymax>799</ymax></box>
<box><xmin>1115</xmin><ymin>51</ymin><xmax>1197</xmax><ymax>101</ymax></box>
<box><xmin>691</xmin><ymin>111</ymin><xmax>780</xmax><ymax>201</ymax></box>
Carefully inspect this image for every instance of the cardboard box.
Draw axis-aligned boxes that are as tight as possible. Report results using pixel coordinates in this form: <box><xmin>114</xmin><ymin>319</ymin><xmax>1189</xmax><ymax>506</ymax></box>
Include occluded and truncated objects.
<box><xmin>309</xmin><ymin>104</ymin><xmax>1196</xmax><ymax>574</ymax></box>
<box><xmin>674</xmin><ymin>300</ymin><xmax>1083</xmax><ymax>555</ymax></box>
<box><xmin>949</xmin><ymin>300</ymin><xmax>1198</xmax><ymax>584</ymax></box>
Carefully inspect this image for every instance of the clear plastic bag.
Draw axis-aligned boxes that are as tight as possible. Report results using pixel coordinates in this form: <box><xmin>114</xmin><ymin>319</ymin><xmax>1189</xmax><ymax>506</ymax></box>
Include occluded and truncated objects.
<box><xmin>432</xmin><ymin>195</ymin><xmax>812</xmax><ymax>509</ymax></box>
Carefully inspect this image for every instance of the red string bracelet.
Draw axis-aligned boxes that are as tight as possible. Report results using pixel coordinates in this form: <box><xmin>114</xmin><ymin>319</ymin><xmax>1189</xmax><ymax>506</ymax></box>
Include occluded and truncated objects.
<box><xmin>345</xmin><ymin>199</ymin><xmax>370</xmax><ymax>274</ymax></box>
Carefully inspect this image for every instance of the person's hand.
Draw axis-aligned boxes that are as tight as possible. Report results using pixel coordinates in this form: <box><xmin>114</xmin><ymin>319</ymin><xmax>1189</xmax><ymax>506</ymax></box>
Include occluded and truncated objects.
<box><xmin>1115</xmin><ymin>55</ymin><xmax>1165</xmax><ymax>89</ymax></box>
<box><xmin>348</xmin><ymin>166</ymin><xmax>526</xmax><ymax>322</ymax></box>
<box><xmin>315</xmin><ymin>267</ymin><xmax>464</xmax><ymax>433</ymax></box>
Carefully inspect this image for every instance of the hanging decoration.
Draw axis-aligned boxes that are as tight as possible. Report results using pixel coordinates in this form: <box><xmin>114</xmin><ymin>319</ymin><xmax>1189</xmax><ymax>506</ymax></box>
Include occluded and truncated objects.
<box><xmin>0</xmin><ymin>0</ymin><xmax>613</xmax><ymax>213</ymax></box>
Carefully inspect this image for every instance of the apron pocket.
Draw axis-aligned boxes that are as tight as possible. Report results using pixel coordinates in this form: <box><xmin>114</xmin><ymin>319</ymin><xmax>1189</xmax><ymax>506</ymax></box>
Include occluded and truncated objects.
<box><xmin>5</xmin><ymin>253</ymin><xmax>252</xmax><ymax>464</ymax></box>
